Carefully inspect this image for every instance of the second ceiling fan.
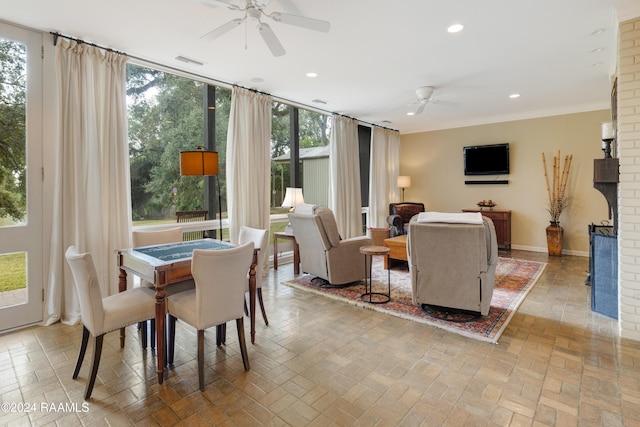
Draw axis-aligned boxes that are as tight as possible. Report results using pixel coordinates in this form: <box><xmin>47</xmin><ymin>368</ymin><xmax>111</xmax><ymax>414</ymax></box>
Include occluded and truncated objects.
<box><xmin>199</xmin><ymin>0</ymin><xmax>330</xmax><ymax>57</ymax></box>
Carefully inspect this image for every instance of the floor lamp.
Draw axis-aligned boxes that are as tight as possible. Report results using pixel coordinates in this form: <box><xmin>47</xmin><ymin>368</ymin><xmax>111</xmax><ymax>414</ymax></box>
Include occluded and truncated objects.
<box><xmin>179</xmin><ymin>147</ymin><xmax>223</xmax><ymax>240</ymax></box>
<box><xmin>397</xmin><ymin>176</ymin><xmax>411</xmax><ymax>202</ymax></box>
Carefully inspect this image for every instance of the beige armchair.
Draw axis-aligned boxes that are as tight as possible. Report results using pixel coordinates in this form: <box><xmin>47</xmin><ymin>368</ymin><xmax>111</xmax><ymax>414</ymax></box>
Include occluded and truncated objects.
<box><xmin>407</xmin><ymin>212</ymin><xmax>498</xmax><ymax>316</ymax></box>
<box><xmin>288</xmin><ymin>205</ymin><xmax>373</xmax><ymax>286</ymax></box>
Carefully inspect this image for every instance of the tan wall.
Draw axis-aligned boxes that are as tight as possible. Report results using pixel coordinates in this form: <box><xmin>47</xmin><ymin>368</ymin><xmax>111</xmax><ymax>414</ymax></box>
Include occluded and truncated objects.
<box><xmin>399</xmin><ymin>110</ymin><xmax>612</xmax><ymax>255</ymax></box>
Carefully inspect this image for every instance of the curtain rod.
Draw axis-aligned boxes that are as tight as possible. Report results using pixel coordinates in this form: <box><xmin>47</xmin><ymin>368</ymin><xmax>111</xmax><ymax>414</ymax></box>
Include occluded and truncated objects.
<box><xmin>50</xmin><ymin>31</ymin><xmax>399</xmax><ymax>133</ymax></box>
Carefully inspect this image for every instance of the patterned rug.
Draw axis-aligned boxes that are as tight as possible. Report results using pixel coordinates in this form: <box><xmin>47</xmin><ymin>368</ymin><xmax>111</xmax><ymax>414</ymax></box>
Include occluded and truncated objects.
<box><xmin>282</xmin><ymin>257</ymin><xmax>546</xmax><ymax>343</ymax></box>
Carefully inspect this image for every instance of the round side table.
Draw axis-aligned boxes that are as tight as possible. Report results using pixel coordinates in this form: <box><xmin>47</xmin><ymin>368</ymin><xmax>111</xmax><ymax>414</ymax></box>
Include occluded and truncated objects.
<box><xmin>359</xmin><ymin>245</ymin><xmax>391</xmax><ymax>304</ymax></box>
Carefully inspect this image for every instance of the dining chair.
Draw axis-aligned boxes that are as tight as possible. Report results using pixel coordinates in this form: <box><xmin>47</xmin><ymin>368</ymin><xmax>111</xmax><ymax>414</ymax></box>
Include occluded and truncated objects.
<box><xmin>238</xmin><ymin>225</ymin><xmax>269</xmax><ymax>325</ymax></box>
<box><xmin>176</xmin><ymin>210</ymin><xmax>208</xmax><ymax>240</ymax></box>
<box><xmin>132</xmin><ymin>227</ymin><xmax>194</xmax><ymax>349</ymax></box>
<box><xmin>65</xmin><ymin>246</ymin><xmax>157</xmax><ymax>400</ymax></box>
<box><xmin>166</xmin><ymin>242</ymin><xmax>254</xmax><ymax>391</ymax></box>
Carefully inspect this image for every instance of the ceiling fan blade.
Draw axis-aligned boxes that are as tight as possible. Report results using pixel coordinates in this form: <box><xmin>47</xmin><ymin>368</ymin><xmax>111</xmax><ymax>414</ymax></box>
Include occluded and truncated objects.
<box><xmin>253</xmin><ymin>0</ymin><xmax>272</xmax><ymax>7</ymax></box>
<box><xmin>415</xmin><ymin>102</ymin><xmax>427</xmax><ymax>115</ymax></box>
<box><xmin>199</xmin><ymin>0</ymin><xmax>242</xmax><ymax>10</ymax></box>
<box><xmin>269</xmin><ymin>12</ymin><xmax>330</xmax><ymax>32</ymax></box>
<box><xmin>258</xmin><ymin>23</ymin><xmax>286</xmax><ymax>56</ymax></box>
<box><xmin>273</xmin><ymin>0</ymin><xmax>301</xmax><ymax>14</ymax></box>
<box><xmin>200</xmin><ymin>18</ymin><xmax>244</xmax><ymax>41</ymax></box>
<box><xmin>432</xmin><ymin>99</ymin><xmax>460</xmax><ymax>107</ymax></box>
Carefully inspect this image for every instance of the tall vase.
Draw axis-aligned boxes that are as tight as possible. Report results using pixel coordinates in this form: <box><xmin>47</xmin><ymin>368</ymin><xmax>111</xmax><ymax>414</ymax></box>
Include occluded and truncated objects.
<box><xmin>546</xmin><ymin>221</ymin><xmax>564</xmax><ymax>256</ymax></box>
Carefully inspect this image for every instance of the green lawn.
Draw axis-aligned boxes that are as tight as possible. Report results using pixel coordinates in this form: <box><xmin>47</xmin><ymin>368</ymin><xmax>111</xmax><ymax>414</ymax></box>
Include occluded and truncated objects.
<box><xmin>133</xmin><ymin>216</ymin><xmax>290</xmax><ymax>244</ymax></box>
<box><xmin>0</xmin><ymin>252</ymin><xmax>26</xmax><ymax>292</ymax></box>
<box><xmin>0</xmin><ymin>217</ymin><xmax>290</xmax><ymax>293</ymax></box>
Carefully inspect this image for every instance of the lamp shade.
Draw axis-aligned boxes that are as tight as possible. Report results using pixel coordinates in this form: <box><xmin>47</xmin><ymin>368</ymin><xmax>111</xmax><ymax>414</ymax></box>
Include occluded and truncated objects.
<box><xmin>180</xmin><ymin>150</ymin><xmax>218</xmax><ymax>176</ymax></box>
<box><xmin>397</xmin><ymin>176</ymin><xmax>411</xmax><ymax>188</ymax></box>
<box><xmin>281</xmin><ymin>187</ymin><xmax>304</xmax><ymax>208</ymax></box>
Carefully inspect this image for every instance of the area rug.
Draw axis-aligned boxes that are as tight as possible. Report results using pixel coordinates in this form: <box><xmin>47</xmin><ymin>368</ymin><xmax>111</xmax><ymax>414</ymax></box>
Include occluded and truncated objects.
<box><xmin>282</xmin><ymin>257</ymin><xmax>546</xmax><ymax>343</ymax></box>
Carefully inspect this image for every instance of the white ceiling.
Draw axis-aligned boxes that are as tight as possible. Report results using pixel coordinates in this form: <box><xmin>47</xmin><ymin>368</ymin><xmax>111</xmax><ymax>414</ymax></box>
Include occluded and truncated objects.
<box><xmin>1</xmin><ymin>0</ymin><xmax>639</xmax><ymax>134</ymax></box>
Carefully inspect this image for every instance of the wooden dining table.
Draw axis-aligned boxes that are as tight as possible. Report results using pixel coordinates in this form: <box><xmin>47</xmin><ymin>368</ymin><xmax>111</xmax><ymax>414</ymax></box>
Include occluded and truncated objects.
<box><xmin>116</xmin><ymin>238</ymin><xmax>258</xmax><ymax>384</ymax></box>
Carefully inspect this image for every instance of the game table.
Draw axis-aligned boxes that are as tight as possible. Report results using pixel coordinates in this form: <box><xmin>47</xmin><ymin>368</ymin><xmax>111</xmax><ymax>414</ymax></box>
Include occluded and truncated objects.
<box><xmin>116</xmin><ymin>238</ymin><xmax>258</xmax><ymax>384</ymax></box>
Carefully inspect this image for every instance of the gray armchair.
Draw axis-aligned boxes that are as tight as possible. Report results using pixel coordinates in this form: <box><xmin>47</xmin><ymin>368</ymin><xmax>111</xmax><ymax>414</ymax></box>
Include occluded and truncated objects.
<box><xmin>288</xmin><ymin>205</ymin><xmax>373</xmax><ymax>286</ymax></box>
<box><xmin>407</xmin><ymin>212</ymin><xmax>498</xmax><ymax>316</ymax></box>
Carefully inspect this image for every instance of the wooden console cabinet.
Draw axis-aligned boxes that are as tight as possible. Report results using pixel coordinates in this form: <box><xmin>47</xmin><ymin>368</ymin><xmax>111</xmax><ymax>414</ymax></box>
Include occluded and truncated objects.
<box><xmin>462</xmin><ymin>209</ymin><xmax>511</xmax><ymax>250</ymax></box>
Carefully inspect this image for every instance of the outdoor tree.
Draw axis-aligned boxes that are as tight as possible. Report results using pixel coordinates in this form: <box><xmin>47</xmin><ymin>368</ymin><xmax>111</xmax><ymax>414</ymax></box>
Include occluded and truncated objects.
<box><xmin>0</xmin><ymin>39</ymin><xmax>26</xmax><ymax>222</ymax></box>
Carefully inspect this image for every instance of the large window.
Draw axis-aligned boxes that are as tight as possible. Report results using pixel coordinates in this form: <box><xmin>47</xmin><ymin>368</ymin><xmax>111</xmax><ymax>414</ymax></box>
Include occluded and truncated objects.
<box><xmin>271</xmin><ymin>105</ymin><xmax>331</xmax><ymax>208</ymax></box>
<box><xmin>126</xmin><ymin>63</ymin><xmax>368</xmax><ymax>254</ymax></box>
<box><xmin>126</xmin><ymin>64</ymin><xmax>229</xmax><ymax>237</ymax></box>
<box><xmin>270</xmin><ymin>104</ymin><xmax>331</xmax><ymax>244</ymax></box>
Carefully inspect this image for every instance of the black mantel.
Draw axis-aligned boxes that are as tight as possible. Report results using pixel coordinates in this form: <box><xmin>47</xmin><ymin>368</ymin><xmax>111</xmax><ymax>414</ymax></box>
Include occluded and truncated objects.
<box><xmin>593</xmin><ymin>158</ymin><xmax>619</xmax><ymax>234</ymax></box>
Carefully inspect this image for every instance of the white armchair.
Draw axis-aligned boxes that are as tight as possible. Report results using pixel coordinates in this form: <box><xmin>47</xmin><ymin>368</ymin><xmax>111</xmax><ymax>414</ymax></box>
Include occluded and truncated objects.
<box><xmin>288</xmin><ymin>205</ymin><xmax>373</xmax><ymax>286</ymax></box>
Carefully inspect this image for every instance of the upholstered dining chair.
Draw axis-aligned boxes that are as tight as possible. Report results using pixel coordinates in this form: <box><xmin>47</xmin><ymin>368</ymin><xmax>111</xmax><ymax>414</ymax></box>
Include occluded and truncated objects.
<box><xmin>65</xmin><ymin>246</ymin><xmax>157</xmax><ymax>400</ymax></box>
<box><xmin>238</xmin><ymin>226</ymin><xmax>269</xmax><ymax>325</ymax></box>
<box><xmin>132</xmin><ymin>227</ymin><xmax>194</xmax><ymax>349</ymax></box>
<box><xmin>176</xmin><ymin>210</ymin><xmax>208</xmax><ymax>240</ymax></box>
<box><xmin>166</xmin><ymin>242</ymin><xmax>254</xmax><ymax>391</ymax></box>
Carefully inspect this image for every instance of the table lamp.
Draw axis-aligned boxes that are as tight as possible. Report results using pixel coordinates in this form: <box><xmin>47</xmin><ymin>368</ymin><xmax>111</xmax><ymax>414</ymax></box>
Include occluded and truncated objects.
<box><xmin>281</xmin><ymin>187</ymin><xmax>304</xmax><ymax>233</ymax></box>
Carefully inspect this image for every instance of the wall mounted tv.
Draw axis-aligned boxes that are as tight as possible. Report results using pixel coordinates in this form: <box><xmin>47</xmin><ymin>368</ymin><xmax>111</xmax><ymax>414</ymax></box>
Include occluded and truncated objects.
<box><xmin>463</xmin><ymin>143</ymin><xmax>510</xmax><ymax>175</ymax></box>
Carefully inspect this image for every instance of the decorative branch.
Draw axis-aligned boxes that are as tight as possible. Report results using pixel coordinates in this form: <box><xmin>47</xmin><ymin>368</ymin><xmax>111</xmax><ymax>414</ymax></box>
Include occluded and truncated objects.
<box><xmin>542</xmin><ymin>151</ymin><xmax>573</xmax><ymax>223</ymax></box>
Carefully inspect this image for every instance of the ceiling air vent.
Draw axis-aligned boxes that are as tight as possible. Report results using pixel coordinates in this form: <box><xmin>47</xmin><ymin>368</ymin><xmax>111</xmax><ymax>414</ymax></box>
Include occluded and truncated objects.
<box><xmin>174</xmin><ymin>55</ymin><xmax>204</xmax><ymax>66</ymax></box>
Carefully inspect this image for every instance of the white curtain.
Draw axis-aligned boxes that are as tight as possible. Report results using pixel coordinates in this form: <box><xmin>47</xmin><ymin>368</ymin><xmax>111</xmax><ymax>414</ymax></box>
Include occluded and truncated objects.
<box><xmin>226</xmin><ymin>86</ymin><xmax>272</xmax><ymax>257</ymax></box>
<box><xmin>329</xmin><ymin>115</ymin><xmax>362</xmax><ymax>238</ymax></box>
<box><xmin>368</xmin><ymin>127</ymin><xmax>400</xmax><ymax>228</ymax></box>
<box><xmin>45</xmin><ymin>40</ymin><xmax>131</xmax><ymax>325</ymax></box>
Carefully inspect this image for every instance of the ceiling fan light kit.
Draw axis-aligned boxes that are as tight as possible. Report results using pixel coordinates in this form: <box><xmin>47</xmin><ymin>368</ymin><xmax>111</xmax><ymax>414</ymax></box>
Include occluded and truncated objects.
<box><xmin>402</xmin><ymin>85</ymin><xmax>459</xmax><ymax>116</ymax></box>
<box><xmin>199</xmin><ymin>0</ymin><xmax>330</xmax><ymax>57</ymax></box>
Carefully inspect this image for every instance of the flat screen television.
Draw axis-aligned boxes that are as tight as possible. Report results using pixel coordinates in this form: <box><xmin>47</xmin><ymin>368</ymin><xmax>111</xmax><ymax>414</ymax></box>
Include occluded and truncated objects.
<box><xmin>463</xmin><ymin>143</ymin><xmax>510</xmax><ymax>175</ymax></box>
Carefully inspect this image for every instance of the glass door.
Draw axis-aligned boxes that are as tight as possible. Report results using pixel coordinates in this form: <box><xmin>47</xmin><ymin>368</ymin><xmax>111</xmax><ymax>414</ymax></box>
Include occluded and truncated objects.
<box><xmin>0</xmin><ymin>23</ymin><xmax>43</xmax><ymax>332</ymax></box>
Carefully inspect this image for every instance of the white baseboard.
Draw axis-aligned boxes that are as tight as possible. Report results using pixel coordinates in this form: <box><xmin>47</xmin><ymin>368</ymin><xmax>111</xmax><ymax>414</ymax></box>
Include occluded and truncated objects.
<box><xmin>510</xmin><ymin>244</ymin><xmax>588</xmax><ymax>258</ymax></box>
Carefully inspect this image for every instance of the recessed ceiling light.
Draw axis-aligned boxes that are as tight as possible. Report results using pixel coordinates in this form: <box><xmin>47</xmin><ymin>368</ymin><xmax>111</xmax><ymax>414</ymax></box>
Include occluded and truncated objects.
<box><xmin>250</xmin><ymin>77</ymin><xmax>264</xmax><ymax>83</ymax></box>
<box><xmin>591</xmin><ymin>62</ymin><xmax>604</xmax><ymax>67</ymax></box>
<box><xmin>590</xmin><ymin>28</ymin><xmax>606</xmax><ymax>36</ymax></box>
<box><xmin>312</xmin><ymin>99</ymin><xmax>327</xmax><ymax>104</ymax></box>
<box><xmin>306</xmin><ymin>72</ymin><xmax>318</xmax><ymax>78</ymax></box>
<box><xmin>509</xmin><ymin>93</ymin><xmax>520</xmax><ymax>99</ymax></box>
<box><xmin>406</xmin><ymin>112</ymin><xmax>415</xmax><ymax>116</ymax></box>
<box><xmin>447</xmin><ymin>24</ymin><xmax>464</xmax><ymax>33</ymax></box>
<box><xmin>591</xmin><ymin>47</ymin><xmax>604</xmax><ymax>54</ymax></box>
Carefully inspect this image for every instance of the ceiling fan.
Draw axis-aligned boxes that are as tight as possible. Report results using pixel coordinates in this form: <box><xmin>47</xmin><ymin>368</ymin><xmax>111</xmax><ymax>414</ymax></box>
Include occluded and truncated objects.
<box><xmin>199</xmin><ymin>0</ymin><xmax>330</xmax><ymax>57</ymax></box>
<box><xmin>406</xmin><ymin>86</ymin><xmax>457</xmax><ymax>115</ymax></box>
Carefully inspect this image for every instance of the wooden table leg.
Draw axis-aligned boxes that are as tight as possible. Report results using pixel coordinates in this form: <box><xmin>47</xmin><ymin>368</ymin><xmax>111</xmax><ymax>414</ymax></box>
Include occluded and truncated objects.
<box><xmin>273</xmin><ymin>238</ymin><xmax>278</xmax><ymax>270</ymax></box>
<box><xmin>249</xmin><ymin>250</ymin><xmax>258</xmax><ymax>344</ymax></box>
<box><xmin>155</xmin><ymin>272</ymin><xmax>167</xmax><ymax>384</ymax></box>
<box><xmin>293</xmin><ymin>241</ymin><xmax>300</xmax><ymax>275</ymax></box>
